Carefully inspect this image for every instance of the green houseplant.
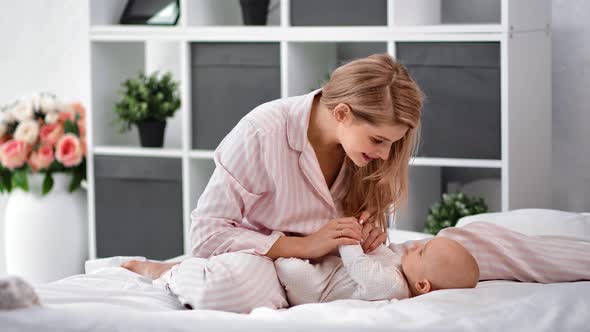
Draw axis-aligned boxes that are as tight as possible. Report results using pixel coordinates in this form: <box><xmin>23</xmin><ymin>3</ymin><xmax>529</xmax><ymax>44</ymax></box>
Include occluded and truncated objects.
<box><xmin>424</xmin><ymin>192</ymin><xmax>488</xmax><ymax>235</ymax></box>
<box><xmin>113</xmin><ymin>71</ymin><xmax>181</xmax><ymax>147</ymax></box>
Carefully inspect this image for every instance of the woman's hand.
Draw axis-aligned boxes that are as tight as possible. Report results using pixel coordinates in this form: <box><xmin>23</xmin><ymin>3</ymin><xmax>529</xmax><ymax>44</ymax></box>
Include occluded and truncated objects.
<box><xmin>359</xmin><ymin>211</ymin><xmax>387</xmax><ymax>253</ymax></box>
<box><xmin>300</xmin><ymin>217</ymin><xmax>363</xmax><ymax>259</ymax></box>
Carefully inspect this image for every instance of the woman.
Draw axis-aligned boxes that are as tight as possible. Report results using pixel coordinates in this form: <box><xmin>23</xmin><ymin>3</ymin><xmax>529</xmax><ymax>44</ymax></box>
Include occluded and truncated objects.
<box><xmin>124</xmin><ymin>53</ymin><xmax>424</xmax><ymax>312</ymax></box>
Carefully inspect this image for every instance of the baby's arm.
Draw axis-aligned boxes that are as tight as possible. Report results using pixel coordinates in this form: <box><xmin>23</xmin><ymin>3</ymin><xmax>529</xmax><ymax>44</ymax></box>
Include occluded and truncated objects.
<box><xmin>339</xmin><ymin>244</ymin><xmax>410</xmax><ymax>301</ymax></box>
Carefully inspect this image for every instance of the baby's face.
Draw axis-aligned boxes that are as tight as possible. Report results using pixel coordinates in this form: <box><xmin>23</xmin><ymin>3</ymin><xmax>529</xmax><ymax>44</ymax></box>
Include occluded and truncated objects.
<box><xmin>400</xmin><ymin>240</ymin><xmax>431</xmax><ymax>284</ymax></box>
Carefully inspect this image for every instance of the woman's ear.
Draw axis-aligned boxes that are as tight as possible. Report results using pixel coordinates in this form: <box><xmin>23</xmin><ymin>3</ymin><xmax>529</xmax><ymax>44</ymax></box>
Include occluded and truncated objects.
<box><xmin>414</xmin><ymin>279</ymin><xmax>432</xmax><ymax>295</ymax></box>
<box><xmin>333</xmin><ymin>103</ymin><xmax>352</xmax><ymax>123</ymax></box>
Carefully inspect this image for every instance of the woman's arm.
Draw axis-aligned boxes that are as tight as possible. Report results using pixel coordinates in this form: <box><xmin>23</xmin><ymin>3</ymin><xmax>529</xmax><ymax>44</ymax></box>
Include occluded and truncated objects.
<box><xmin>265</xmin><ymin>236</ymin><xmax>306</xmax><ymax>259</ymax></box>
<box><xmin>267</xmin><ymin>218</ymin><xmax>363</xmax><ymax>259</ymax></box>
<box><xmin>190</xmin><ymin>118</ymin><xmax>281</xmax><ymax>257</ymax></box>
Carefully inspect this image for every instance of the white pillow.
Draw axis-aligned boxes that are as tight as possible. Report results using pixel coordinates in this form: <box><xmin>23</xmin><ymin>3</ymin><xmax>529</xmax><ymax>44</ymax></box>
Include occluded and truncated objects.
<box><xmin>388</xmin><ymin>229</ymin><xmax>434</xmax><ymax>244</ymax></box>
<box><xmin>456</xmin><ymin>208</ymin><xmax>590</xmax><ymax>241</ymax></box>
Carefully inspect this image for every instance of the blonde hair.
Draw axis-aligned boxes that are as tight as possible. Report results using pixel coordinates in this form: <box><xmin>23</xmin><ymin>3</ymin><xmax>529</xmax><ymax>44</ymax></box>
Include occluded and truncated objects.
<box><xmin>320</xmin><ymin>53</ymin><xmax>424</xmax><ymax>231</ymax></box>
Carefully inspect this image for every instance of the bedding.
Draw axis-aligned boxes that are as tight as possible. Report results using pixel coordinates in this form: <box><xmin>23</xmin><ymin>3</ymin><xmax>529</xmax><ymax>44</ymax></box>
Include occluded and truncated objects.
<box><xmin>1</xmin><ymin>266</ymin><xmax>588</xmax><ymax>332</ymax></box>
<box><xmin>456</xmin><ymin>208</ymin><xmax>590</xmax><ymax>240</ymax></box>
<box><xmin>2</xmin><ymin>216</ymin><xmax>589</xmax><ymax>332</ymax></box>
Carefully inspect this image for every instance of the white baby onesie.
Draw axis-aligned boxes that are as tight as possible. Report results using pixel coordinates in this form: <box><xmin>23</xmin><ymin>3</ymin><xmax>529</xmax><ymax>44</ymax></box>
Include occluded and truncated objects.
<box><xmin>274</xmin><ymin>244</ymin><xmax>410</xmax><ymax>306</ymax></box>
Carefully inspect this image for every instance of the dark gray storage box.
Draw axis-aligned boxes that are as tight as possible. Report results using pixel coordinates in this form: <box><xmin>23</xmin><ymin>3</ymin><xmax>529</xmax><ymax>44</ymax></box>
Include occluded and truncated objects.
<box><xmin>290</xmin><ymin>0</ymin><xmax>387</xmax><ymax>26</ymax></box>
<box><xmin>94</xmin><ymin>156</ymin><xmax>183</xmax><ymax>260</ymax></box>
<box><xmin>397</xmin><ymin>42</ymin><xmax>501</xmax><ymax>160</ymax></box>
<box><xmin>191</xmin><ymin>42</ymin><xmax>280</xmax><ymax>150</ymax></box>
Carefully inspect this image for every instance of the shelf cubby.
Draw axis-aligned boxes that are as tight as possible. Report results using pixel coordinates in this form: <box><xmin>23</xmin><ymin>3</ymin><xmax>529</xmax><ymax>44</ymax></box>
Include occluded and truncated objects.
<box><xmin>186</xmin><ymin>0</ymin><xmax>281</xmax><ymax>26</ymax></box>
<box><xmin>396</xmin><ymin>41</ymin><xmax>501</xmax><ymax>159</ymax></box>
<box><xmin>190</xmin><ymin>42</ymin><xmax>281</xmax><ymax>150</ymax></box>
<box><xmin>392</xmin><ymin>0</ymin><xmax>501</xmax><ymax>26</ymax></box>
<box><xmin>287</xmin><ymin>42</ymin><xmax>388</xmax><ymax>96</ymax></box>
<box><xmin>93</xmin><ymin>156</ymin><xmax>184</xmax><ymax>260</ymax></box>
<box><xmin>396</xmin><ymin>166</ymin><xmax>501</xmax><ymax>232</ymax></box>
<box><xmin>290</xmin><ymin>0</ymin><xmax>387</xmax><ymax>26</ymax></box>
<box><xmin>91</xmin><ymin>41</ymin><xmax>183</xmax><ymax>149</ymax></box>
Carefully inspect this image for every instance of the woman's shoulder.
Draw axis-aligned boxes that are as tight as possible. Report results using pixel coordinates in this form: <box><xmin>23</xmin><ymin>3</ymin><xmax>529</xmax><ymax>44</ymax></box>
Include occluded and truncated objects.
<box><xmin>242</xmin><ymin>94</ymin><xmax>306</xmax><ymax>137</ymax></box>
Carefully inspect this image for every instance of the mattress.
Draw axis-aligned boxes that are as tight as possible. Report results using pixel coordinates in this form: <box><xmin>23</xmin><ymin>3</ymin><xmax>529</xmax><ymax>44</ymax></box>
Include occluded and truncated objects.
<box><xmin>1</xmin><ymin>264</ymin><xmax>588</xmax><ymax>332</ymax></box>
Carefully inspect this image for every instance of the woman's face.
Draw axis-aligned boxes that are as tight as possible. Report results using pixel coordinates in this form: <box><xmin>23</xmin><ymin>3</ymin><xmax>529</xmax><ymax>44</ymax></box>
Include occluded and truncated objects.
<box><xmin>335</xmin><ymin>105</ymin><xmax>409</xmax><ymax>167</ymax></box>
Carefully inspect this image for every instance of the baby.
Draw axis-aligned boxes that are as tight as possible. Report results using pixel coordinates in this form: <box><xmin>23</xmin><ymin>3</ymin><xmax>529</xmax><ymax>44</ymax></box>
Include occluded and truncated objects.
<box><xmin>276</xmin><ymin>219</ymin><xmax>590</xmax><ymax>305</ymax></box>
<box><xmin>274</xmin><ymin>236</ymin><xmax>479</xmax><ymax>305</ymax></box>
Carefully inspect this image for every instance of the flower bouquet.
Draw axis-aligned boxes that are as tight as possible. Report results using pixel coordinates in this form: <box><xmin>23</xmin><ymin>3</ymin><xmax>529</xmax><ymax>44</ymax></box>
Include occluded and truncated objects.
<box><xmin>0</xmin><ymin>93</ymin><xmax>87</xmax><ymax>195</ymax></box>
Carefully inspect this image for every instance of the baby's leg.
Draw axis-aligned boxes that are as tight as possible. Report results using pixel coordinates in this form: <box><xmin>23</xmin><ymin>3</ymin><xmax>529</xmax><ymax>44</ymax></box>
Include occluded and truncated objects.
<box><xmin>163</xmin><ymin>252</ymin><xmax>288</xmax><ymax>313</ymax></box>
<box><xmin>438</xmin><ymin>222</ymin><xmax>590</xmax><ymax>283</ymax></box>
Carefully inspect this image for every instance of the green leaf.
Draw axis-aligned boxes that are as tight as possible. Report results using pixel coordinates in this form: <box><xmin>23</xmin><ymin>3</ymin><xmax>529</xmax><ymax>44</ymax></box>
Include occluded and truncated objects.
<box><xmin>113</xmin><ymin>70</ymin><xmax>181</xmax><ymax>130</ymax></box>
<box><xmin>424</xmin><ymin>191</ymin><xmax>488</xmax><ymax>235</ymax></box>
<box><xmin>2</xmin><ymin>170</ymin><xmax>12</xmax><ymax>193</ymax></box>
<box><xmin>69</xmin><ymin>169</ymin><xmax>83</xmax><ymax>192</ymax></box>
<box><xmin>42</xmin><ymin>173</ymin><xmax>54</xmax><ymax>195</ymax></box>
<box><xmin>12</xmin><ymin>169</ymin><xmax>29</xmax><ymax>192</ymax></box>
<box><xmin>64</xmin><ymin>119</ymin><xmax>79</xmax><ymax>135</ymax></box>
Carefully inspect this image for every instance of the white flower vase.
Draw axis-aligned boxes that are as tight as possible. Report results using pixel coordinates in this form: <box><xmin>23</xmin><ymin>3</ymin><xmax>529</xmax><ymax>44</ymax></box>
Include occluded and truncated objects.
<box><xmin>4</xmin><ymin>173</ymin><xmax>87</xmax><ymax>284</ymax></box>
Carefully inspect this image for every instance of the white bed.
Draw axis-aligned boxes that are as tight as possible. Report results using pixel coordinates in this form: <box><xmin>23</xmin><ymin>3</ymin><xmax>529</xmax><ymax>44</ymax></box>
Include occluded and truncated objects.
<box><xmin>2</xmin><ymin>209</ymin><xmax>589</xmax><ymax>332</ymax></box>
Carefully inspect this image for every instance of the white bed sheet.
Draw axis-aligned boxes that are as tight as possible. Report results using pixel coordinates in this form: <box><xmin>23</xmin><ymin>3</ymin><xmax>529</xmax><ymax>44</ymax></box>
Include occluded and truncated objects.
<box><xmin>1</xmin><ymin>265</ymin><xmax>589</xmax><ymax>332</ymax></box>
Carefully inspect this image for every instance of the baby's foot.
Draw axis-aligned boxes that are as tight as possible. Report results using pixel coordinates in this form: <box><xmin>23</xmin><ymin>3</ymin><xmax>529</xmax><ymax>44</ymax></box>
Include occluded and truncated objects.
<box><xmin>121</xmin><ymin>260</ymin><xmax>177</xmax><ymax>280</ymax></box>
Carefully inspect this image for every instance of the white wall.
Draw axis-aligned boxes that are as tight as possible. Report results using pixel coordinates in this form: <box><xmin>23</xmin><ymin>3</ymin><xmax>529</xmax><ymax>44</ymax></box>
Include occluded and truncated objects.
<box><xmin>0</xmin><ymin>0</ymin><xmax>90</xmax><ymax>275</ymax></box>
<box><xmin>551</xmin><ymin>0</ymin><xmax>590</xmax><ymax>212</ymax></box>
<box><xmin>0</xmin><ymin>0</ymin><xmax>588</xmax><ymax>275</ymax></box>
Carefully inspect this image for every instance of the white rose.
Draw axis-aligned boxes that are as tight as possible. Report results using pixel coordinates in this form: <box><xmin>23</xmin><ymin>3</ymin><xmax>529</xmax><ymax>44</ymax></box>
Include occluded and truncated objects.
<box><xmin>54</xmin><ymin>100</ymin><xmax>66</xmax><ymax>113</ymax></box>
<box><xmin>12</xmin><ymin>101</ymin><xmax>34</xmax><ymax>122</ymax></box>
<box><xmin>13</xmin><ymin>120</ymin><xmax>39</xmax><ymax>145</ymax></box>
<box><xmin>30</xmin><ymin>93</ymin><xmax>41</xmax><ymax>112</ymax></box>
<box><xmin>1</xmin><ymin>108</ymin><xmax>16</xmax><ymax>124</ymax></box>
<box><xmin>3</xmin><ymin>111</ymin><xmax>17</xmax><ymax>123</ymax></box>
<box><xmin>39</xmin><ymin>95</ymin><xmax>57</xmax><ymax>114</ymax></box>
<box><xmin>0</xmin><ymin>122</ymin><xmax>7</xmax><ymax>137</ymax></box>
<box><xmin>45</xmin><ymin>111</ymin><xmax>59</xmax><ymax>124</ymax></box>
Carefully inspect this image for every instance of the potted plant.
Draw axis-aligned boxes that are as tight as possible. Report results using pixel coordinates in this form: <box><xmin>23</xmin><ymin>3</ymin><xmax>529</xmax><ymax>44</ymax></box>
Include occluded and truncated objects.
<box><xmin>0</xmin><ymin>93</ymin><xmax>88</xmax><ymax>282</ymax></box>
<box><xmin>423</xmin><ymin>192</ymin><xmax>488</xmax><ymax>235</ymax></box>
<box><xmin>113</xmin><ymin>71</ymin><xmax>181</xmax><ymax>148</ymax></box>
<box><xmin>239</xmin><ymin>0</ymin><xmax>271</xmax><ymax>25</ymax></box>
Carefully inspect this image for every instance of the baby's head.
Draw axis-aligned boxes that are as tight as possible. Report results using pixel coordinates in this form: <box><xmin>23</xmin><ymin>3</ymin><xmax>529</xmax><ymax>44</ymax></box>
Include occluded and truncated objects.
<box><xmin>401</xmin><ymin>237</ymin><xmax>479</xmax><ymax>297</ymax></box>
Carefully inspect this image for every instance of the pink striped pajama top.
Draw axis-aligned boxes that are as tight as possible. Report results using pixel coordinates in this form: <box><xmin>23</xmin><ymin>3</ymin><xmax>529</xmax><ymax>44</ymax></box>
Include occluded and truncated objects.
<box><xmin>190</xmin><ymin>89</ymin><xmax>349</xmax><ymax>258</ymax></box>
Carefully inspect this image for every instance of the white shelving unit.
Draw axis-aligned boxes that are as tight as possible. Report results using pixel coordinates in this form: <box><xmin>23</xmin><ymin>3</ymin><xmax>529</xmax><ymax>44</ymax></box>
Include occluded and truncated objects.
<box><xmin>87</xmin><ymin>0</ymin><xmax>551</xmax><ymax>258</ymax></box>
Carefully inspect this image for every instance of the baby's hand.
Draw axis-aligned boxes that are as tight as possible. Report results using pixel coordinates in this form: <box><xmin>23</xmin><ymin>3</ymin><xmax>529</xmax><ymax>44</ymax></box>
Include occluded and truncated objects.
<box><xmin>359</xmin><ymin>211</ymin><xmax>387</xmax><ymax>253</ymax></box>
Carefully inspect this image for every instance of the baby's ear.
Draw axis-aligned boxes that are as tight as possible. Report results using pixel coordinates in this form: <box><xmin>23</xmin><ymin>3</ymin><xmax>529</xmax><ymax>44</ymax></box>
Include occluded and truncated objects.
<box><xmin>414</xmin><ymin>279</ymin><xmax>432</xmax><ymax>295</ymax></box>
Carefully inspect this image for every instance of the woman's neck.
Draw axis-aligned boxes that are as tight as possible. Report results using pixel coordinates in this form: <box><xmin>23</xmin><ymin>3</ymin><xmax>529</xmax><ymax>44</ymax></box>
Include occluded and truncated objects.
<box><xmin>307</xmin><ymin>94</ymin><xmax>341</xmax><ymax>154</ymax></box>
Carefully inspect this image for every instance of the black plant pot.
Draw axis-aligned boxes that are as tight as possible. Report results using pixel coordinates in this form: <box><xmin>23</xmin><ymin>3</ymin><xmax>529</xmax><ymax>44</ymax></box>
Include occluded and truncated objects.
<box><xmin>137</xmin><ymin>119</ymin><xmax>167</xmax><ymax>148</ymax></box>
<box><xmin>239</xmin><ymin>0</ymin><xmax>270</xmax><ymax>25</ymax></box>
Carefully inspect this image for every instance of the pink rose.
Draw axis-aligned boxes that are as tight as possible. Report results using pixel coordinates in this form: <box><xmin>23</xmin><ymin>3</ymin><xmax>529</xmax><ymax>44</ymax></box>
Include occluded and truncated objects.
<box><xmin>28</xmin><ymin>145</ymin><xmax>54</xmax><ymax>172</ymax></box>
<box><xmin>69</xmin><ymin>102</ymin><xmax>86</xmax><ymax>120</ymax></box>
<box><xmin>39</xmin><ymin>123</ymin><xmax>64</xmax><ymax>146</ymax></box>
<box><xmin>77</xmin><ymin>119</ymin><xmax>86</xmax><ymax>138</ymax></box>
<box><xmin>55</xmin><ymin>134</ymin><xmax>83</xmax><ymax>167</ymax></box>
<box><xmin>58</xmin><ymin>111</ymin><xmax>75</xmax><ymax>124</ymax></box>
<box><xmin>0</xmin><ymin>140</ymin><xmax>30</xmax><ymax>170</ymax></box>
<box><xmin>80</xmin><ymin>137</ymin><xmax>87</xmax><ymax>156</ymax></box>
